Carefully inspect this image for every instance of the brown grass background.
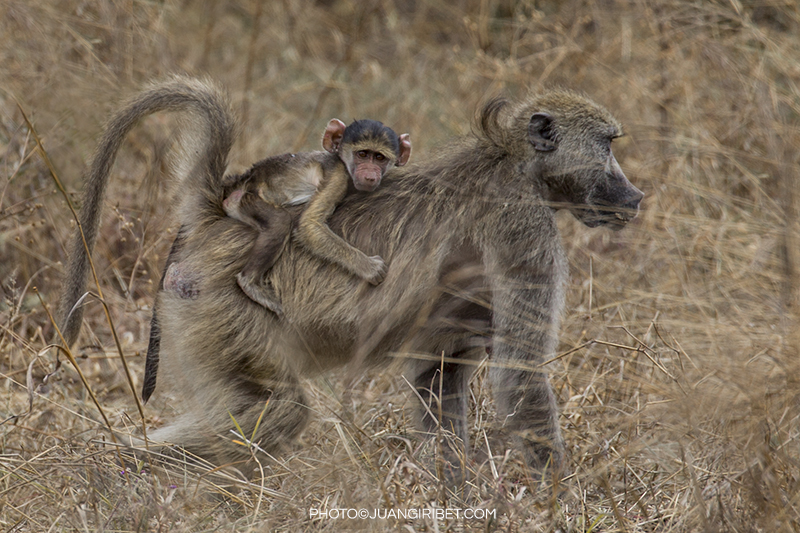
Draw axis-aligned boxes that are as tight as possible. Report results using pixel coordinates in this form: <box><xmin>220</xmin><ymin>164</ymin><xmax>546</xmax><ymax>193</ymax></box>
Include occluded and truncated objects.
<box><xmin>2</xmin><ymin>0</ymin><xmax>800</xmax><ymax>531</ymax></box>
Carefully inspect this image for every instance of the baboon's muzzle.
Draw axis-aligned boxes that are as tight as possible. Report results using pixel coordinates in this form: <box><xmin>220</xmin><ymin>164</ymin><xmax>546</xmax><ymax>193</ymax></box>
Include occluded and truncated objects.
<box><xmin>605</xmin><ymin>188</ymin><xmax>644</xmax><ymax>230</ymax></box>
<box><xmin>586</xmin><ymin>184</ymin><xmax>644</xmax><ymax>230</ymax></box>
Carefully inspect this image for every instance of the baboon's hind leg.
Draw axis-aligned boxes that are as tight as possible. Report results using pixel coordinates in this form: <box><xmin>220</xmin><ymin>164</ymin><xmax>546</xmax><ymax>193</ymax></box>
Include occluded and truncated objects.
<box><xmin>147</xmin><ymin>367</ymin><xmax>310</xmax><ymax>474</ymax></box>
<box><xmin>413</xmin><ymin>346</ymin><xmax>483</xmax><ymax>482</ymax></box>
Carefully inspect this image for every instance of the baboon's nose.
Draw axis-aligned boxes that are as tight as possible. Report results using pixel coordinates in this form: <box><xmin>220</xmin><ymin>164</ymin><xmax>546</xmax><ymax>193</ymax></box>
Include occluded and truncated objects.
<box><xmin>628</xmin><ymin>186</ymin><xmax>644</xmax><ymax>209</ymax></box>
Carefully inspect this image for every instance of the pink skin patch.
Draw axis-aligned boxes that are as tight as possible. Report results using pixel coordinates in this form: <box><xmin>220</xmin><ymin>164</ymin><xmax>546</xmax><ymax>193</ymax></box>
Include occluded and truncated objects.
<box><xmin>222</xmin><ymin>188</ymin><xmax>243</xmax><ymax>213</ymax></box>
<box><xmin>164</xmin><ymin>262</ymin><xmax>200</xmax><ymax>300</ymax></box>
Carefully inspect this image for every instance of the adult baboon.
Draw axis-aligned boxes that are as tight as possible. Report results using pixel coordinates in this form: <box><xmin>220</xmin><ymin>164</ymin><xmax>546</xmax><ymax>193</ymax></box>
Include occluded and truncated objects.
<box><xmin>58</xmin><ymin>77</ymin><xmax>642</xmax><ymax>478</ymax></box>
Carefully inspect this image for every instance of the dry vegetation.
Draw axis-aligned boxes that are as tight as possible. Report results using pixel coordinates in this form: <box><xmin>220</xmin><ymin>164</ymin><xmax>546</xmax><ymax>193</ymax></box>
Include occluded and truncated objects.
<box><xmin>2</xmin><ymin>0</ymin><xmax>800</xmax><ymax>531</ymax></box>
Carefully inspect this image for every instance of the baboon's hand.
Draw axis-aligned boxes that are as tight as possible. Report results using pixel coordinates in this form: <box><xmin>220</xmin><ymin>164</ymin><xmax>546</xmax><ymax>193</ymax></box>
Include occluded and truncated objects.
<box><xmin>365</xmin><ymin>255</ymin><xmax>387</xmax><ymax>285</ymax></box>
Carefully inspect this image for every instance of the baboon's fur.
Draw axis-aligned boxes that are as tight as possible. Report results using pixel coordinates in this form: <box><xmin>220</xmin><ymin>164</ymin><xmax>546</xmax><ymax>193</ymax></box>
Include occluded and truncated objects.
<box><xmin>58</xmin><ymin>77</ymin><xmax>642</xmax><ymax>478</ymax></box>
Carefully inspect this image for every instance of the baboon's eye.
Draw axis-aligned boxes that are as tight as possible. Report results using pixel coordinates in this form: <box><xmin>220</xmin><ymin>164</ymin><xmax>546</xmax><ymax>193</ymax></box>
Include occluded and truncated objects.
<box><xmin>357</xmin><ymin>150</ymin><xmax>368</xmax><ymax>158</ymax></box>
<box><xmin>598</xmin><ymin>136</ymin><xmax>614</xmax><ymax>156</ymax></box>
<box><xmin>375</xmin><ymin>153</ymin><xmax>385</xmax><ymax>161</ymax></box>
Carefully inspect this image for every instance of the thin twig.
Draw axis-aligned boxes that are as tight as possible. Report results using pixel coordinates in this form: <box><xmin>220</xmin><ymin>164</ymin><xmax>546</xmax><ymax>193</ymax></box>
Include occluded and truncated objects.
<box><xmin>16</xmin><ymin>94</ymin><xmax>149</xmax><ymax>447</ymax></box>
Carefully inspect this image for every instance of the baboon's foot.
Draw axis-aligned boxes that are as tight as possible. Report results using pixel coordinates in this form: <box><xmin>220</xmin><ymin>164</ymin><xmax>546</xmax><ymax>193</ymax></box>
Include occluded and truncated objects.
<box><xmin>515</xmin><ymin>429</ymin><xmax>567</xmax><ymax>480</ymax></box>
<box><xmin>236</xmin><ymin>272</ymin><xmax>283</xmax><ymax>315</ymax></box>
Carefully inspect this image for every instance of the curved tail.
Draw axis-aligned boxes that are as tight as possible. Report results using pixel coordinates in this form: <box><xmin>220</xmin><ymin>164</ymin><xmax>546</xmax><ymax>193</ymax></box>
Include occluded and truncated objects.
<box><xmin>57</xmin><ymin>76</ymin><xmax>238</xmax><ymax>347</ymax></box>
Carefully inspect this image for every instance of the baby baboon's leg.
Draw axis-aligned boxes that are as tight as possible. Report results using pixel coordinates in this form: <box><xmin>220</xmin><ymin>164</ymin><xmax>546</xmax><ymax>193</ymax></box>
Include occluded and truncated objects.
<box><xmin>236</xmin><ymin>207</ymin><xmax>292</xmax><ymax>314</ymax></box>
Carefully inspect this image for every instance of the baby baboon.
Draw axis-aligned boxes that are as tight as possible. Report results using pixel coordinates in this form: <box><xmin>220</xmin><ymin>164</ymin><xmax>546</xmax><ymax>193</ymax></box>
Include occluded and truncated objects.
<box><xmin>58</xmin><ymin>78</ymin><xmax>643</xmax><ymax>481</ymax></box>
<box><xmin>221</xmin><ymin>119</ymin><xmax>411</xmax><ymax>313</ymax></box>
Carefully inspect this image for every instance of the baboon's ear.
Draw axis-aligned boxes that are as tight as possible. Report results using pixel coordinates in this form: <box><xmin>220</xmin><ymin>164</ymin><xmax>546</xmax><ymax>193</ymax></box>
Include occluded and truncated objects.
<box><xmin>397</xmin><ymin>134</ymin><xmax>412</xmax><ymax>166</ymax></box>
<box><xmin>528</xmin><ymin>112</ymin><xmax>557</xmax><ymax>152</ymax></box>
<box><xmin>322</xmin><ymin>119</ymin><xmax>347</xmax><ymax>153</ymax></box>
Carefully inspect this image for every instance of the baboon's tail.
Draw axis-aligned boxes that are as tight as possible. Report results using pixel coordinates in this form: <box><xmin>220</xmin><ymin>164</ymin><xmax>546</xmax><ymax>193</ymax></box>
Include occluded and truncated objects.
<box><xmin>57</xmin><ymin>76</ymin><xmax>237</xmax><ymax>347</ymax></box>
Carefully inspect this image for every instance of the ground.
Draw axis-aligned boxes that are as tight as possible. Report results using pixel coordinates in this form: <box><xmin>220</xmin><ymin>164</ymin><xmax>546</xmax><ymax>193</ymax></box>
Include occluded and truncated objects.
<box><xmin>1</xmin><ymin>1</ymin><xmax>800</xmax><ymax>531</ymax></box>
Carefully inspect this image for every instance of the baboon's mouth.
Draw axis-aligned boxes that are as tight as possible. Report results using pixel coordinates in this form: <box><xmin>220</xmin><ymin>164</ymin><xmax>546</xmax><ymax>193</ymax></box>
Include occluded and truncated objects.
<box><xmin>614</xmin><ymin>210</ymin><xmax>635</xmax><ymax>223</ymax></box>
<box><xmin>586</xmin><ymin>205</ymin><xmax>640</xmax><ymax>230</ymax></box>
<box><xmin>608</xmin><ymin>203</ymin><xmax>641</xmax><ymax>229</ymax></box>
<box><xmin>576</xmin><ymin>193</ymin><xmax>643</xmax><ymax>229</ymax></box>
<box><xmin>604</xmin><ymin>194</ymin><xmax>642</xmax><ymax>227</ymax></box>
<box><xmin>606</xmin><ymin>211</ymin><xmax>634</xmax><ymax>230</ymax></box>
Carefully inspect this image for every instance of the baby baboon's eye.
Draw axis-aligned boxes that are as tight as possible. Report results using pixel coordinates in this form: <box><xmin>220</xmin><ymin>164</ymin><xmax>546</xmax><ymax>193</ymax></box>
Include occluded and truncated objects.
<box><xmin>375</xmin><ymin>153</ymin><xmax>385</xmax><ymax>161</ymax></box>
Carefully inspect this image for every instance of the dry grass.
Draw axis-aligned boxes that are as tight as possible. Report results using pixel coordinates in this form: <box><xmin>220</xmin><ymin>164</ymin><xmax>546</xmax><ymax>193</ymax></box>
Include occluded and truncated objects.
<box><xmin>2</xmin><ymin>0</ymin><xmax>800</xmax><ymax>530</ymax></box>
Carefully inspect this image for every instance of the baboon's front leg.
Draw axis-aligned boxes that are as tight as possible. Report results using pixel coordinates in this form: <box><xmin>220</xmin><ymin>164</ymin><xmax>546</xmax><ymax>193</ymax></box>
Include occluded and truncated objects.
<box><xmin>488</xmin><ymin>272</ymin><xmax>566</xmax><ymax>474</ymax></box>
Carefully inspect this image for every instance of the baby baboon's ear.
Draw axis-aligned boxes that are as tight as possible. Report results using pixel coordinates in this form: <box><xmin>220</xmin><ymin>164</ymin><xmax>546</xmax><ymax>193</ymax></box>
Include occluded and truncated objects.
<box><xmin>322</xmin><ymin>119</ymin><xmax>347</xmax><ymax>153</ymax></box>
<box><xmin>528</xmin><ymin>112</ymin><xmax>557</xmax><ymax>152</ymax></box>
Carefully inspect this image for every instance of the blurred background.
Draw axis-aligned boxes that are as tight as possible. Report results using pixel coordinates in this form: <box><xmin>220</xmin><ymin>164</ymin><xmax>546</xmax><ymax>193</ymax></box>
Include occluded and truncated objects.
<box><xmin>1</xmin><ymin>0</ymin><xmax>799</xmax><ymax>530</ymax></box>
